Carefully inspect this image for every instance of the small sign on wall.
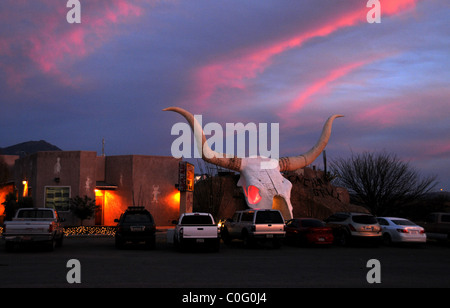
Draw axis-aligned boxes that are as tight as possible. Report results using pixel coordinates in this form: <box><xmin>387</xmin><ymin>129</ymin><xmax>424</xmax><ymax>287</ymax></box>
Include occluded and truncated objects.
<box><xmin>178</xmin><ymin>161</ymin><xmax>194</xmax><ymax>192</ymax></box>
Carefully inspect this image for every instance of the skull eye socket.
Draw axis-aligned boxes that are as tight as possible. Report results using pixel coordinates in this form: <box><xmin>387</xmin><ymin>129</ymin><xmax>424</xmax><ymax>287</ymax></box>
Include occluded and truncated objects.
<box><xmin>247</xmin><ymin>185</ymin><xmax>261</xmax><ymax>205</ymax></box>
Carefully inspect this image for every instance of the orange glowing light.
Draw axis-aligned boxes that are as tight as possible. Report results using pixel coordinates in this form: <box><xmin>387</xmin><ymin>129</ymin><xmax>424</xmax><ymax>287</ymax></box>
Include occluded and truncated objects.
<box><xmin>172</xmin><ymin>191</ymin><xmax>180</xmax><ymax>204</ymax></box>
<box><xmin>247</xmin><ymin>185</ymin><xmax>262</xmax><ymax>205</ymax></box>
<box><xmin>99</xmin><ymin>190</ymin><xmax>124</xmax><ymax>226</ymax></box>
<box><xmin>0</xmin><ymin>185</ymin><xmax>14</xmax><ymax>216</ymax></box>
<box><xmin>22</xmin><ymin>180</ymin><xmax>28</xmax><ymax>197</ymax></box>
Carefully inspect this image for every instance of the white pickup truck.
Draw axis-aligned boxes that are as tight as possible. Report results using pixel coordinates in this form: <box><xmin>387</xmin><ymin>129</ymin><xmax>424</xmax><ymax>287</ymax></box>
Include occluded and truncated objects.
<box><xmin>170</xmin><ymin>212</ymin><xmax>220</xmax><ymax>252</ymax></box>
<box><xmin>2</xmin><ymin>208</ymin><xmax>65</xmax><ymax>251</ymax></box>
<box><xmin>221</xmin><ymin>209</ymin><xmax>286</xmax><ymax>248</ymax></box>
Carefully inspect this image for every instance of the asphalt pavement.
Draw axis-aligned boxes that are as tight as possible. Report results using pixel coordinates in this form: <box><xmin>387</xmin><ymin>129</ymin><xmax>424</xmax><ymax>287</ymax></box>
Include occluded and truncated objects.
<box><xmin>1</xmin><ymin>231</ymin><xmax>450</xmax><ymax>290</ymax></box>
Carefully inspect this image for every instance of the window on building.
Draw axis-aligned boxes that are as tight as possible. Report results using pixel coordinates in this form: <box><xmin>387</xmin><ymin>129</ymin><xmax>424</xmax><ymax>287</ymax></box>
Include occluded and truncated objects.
<box><xmin>45</xmin><ymin>186</ymin><xmax>70</xmax><ymax>212</ymax></box>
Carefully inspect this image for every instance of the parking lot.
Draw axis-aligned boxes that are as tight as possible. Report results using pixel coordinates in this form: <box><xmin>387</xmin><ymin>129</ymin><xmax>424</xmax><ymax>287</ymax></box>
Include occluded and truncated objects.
<box><xmin>1</xmin><ymin>231</ymin><xmax>450</xmax><ymax>290</ymax></box>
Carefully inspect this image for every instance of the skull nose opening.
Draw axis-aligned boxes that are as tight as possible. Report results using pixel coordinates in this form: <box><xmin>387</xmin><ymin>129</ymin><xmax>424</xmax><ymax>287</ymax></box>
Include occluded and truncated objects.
<box><xmin>245</xmin><ymin>185</ymin><xmax>262</xmax><ymax>205</ymax></box>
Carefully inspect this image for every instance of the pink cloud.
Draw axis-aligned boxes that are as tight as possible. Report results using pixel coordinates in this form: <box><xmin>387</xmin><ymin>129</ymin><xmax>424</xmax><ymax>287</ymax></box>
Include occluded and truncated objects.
<box><xmin>1</xmin><ymin>1</ymin><xmax>144</xmax><ymax>89</ymax></box>
<box><xmin>275</xmin><ymin>50</ymin><xmax>401</xmax><ymax>130</ymax></box>
<box><xmin>398</xmin><ymin>138</ymin><xmax>450</xmax><ymax>166</ymax></box>
<box><xmin>284</xmin><ymin>60</ymin><xmax>370</xmax><ymax>115</ymax></box>
<box><xmin>356</xmin><ymin>101</ymin><xmax>407</xmax><ymax>128</ymax></box>
<box><xmin>189</xmin><ymin>0</ymin><xmax>418</xmax><ymax>108</ymax></box>
<box><xmin>419</xmin><ymin>142</ymin><xmax>450</xmax><ymax>160</ymax></box>
<box><xmin>193</xmin><ymin>9</ymin><xmax>365</xmax><ymax>102</ymax></box>
<box><xmin>382</xmin><ymin>0</ymin><xmax>419</xmax><ymax>15</ymax></box>
<box><xmin>352</xmin><ymin>86</ymin><xmax>449</xmax><ymax>131</ymax></box>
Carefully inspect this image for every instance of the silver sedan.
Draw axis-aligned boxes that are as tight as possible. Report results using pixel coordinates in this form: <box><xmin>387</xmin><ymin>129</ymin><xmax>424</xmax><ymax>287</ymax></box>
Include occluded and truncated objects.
<box><xmin>377</xmin><ymin>217</ymin><xmax>427</xmax><ymax>245</ymax></box>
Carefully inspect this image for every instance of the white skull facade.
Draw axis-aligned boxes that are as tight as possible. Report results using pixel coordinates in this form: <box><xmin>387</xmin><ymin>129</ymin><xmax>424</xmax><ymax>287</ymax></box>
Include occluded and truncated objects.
<box><xmin>164</xmin><ymin>107</ymin><xmax>343</xmax><ymax>220</ymax></box>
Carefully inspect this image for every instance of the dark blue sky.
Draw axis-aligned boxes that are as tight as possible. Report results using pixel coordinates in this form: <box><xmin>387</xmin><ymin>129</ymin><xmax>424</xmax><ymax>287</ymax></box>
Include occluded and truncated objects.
<box><xmin>0</xmin><ymin>0</ymin><xmax>448</xmax><ymax>190</ymax></box>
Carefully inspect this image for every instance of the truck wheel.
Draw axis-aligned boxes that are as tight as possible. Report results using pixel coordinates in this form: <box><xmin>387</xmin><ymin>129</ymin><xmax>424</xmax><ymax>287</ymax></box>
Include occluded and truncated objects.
<box><xmin>242</xmin><ymin>230</ymin><xmax>254</xmax><ymax>248</ymax></box>
<box><xmin>272</xmin><ymin>239</ymin><xmax>281</xmax><ymax>249</ymax></box>
<box><xmin>146</xmin><ymin>237</ymin><xmax>156</xmax><ymax>250</ymax></box>
<box><xmin>174</xmin><ymin>236</ymin><xmax>186</xmax><ymax>251</ymax></box>
<box><xmin>178</xmin><ymin>239</ymin><xmax>187</xmax><ymax>252</ymax></box>
<box><xmin>221</xmin><ymin>228</ymin><xmax>231</xmax><ymax>245</ymax></box>
<box><xmin>115</xmin><ymin>237</ymin><xmax>125</xmax><ymax>249</ymax></box>
<box><xmin>173</xmin><ymin>236</ymin><xmax>179</xmax><ymax>250</ymax></box>
<box><xmin>174</xmin><ymin>237</ymin><xmax>186</xmax><ymax>252</ymax></box>
<box><xmin>211</xmin><ymin>239</ymin><xmax>220</xmax><ymax>252</ymax></box>
<box><xmin>383</xmin><ymin>233</ymin><xmax>392</xmax><ymax>246</ymax></box>
<box><xmin>5</xmin><ymin>241</ymin><xmax>14</xmax><ymax>252</ymax></box>
<box><xmin>47</xmin><ymin>239</ymin><xmax>56</xmax><ymax>251</ymax></box>
<box><xmin>56</xmin><ymin>234</ymin><xmax>64</xmax><ymax>247</ymax></box>
<box><xmin>336</xmin><ymin>231</ymin><xmax>350</xmax><ymax>246</ymax></box>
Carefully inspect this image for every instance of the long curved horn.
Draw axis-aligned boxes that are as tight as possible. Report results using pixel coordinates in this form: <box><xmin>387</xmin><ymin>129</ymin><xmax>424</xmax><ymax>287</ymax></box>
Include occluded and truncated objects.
<box><xmin>164</xmin><ymin>107</ymin><xmax>242</xmax><ymax>171</ymax></box>
<box><xmin>279</xmin><ymin>114</ymin><xmax>343</xmax><ymax>172</ymax></box>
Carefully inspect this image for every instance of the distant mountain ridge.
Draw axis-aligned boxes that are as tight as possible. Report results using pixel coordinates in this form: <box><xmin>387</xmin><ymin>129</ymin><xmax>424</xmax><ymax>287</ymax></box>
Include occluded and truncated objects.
<box><xmin>0</xmin><ymin>140</ymin><xmax>62</xmax><ymax>156</ymax></box>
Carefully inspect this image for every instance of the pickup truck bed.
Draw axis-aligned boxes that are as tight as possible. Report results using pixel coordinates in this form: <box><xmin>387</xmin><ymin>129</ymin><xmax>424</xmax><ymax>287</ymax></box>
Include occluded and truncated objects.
<box><xmin>2</xmin><ymin>208</ymin><xmax>64</xmax><ymax>251</ymax></box>
<box><xmin>171</xmin><ymin>212</ymin><xmax>220</xmax><ymax>252</ymax></box>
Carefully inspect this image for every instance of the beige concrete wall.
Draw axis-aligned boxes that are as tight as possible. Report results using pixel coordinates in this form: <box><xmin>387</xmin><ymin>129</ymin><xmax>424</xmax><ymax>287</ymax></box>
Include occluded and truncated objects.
<box><xmin>15</xmin><ymin>151</ymin><xmax>97</xmax><ymax>225</ymax></box>
<box><xmin>13</xmin><ymin>152</ymin><xmax>182</xmax><ymax>226</ymax></box>
<box><xmin>104</xmin><ymin>155</ymin><xmax>181</xmax><ymax>226</ymax></box>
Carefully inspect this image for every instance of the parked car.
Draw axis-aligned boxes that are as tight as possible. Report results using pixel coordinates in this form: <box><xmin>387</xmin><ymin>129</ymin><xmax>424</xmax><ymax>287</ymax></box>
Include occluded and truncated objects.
<box><xmin>416</xmin><ymin>212</ymin><xmax>450</xmax><ymax>242</ymax></box>
<box><xmin>324</xmin><ymin>212</ymin><xmax>382</xmax><ymax>246</ymax></box>
<box><xmin>114</xmin><ymin>206</ymin><xmax>156</xmax><ymax>249</ymax></box>
<box><xmin>170</xmin><ymin>212</ymin><xmax>220</xmax><ymax>252</ymax></box>
<box><xmin>221</xmin><ymin>209</ymin><xmax>285</xmax><ymax>248</ymax></box>
<box><xmin>2</xmin><ymin>208</ymin><xmax>65</xmax><ymax>251</ymax></box>
<box><xmin>285</xmin><ymin>218</ymin><xmax>334</xmax><ymax>246</ymax></box>
<box><xmin>377</xmin><ymin>217</ymin><xmax>426</xmax><ymax>245</ymax></box>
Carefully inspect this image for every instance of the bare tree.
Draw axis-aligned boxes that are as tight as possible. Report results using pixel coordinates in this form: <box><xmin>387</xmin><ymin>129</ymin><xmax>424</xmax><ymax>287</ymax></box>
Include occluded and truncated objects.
<box><xmin>331</xmin><ymin>151</ymin><xmax>437</xmax><ymax>215</ymax></box>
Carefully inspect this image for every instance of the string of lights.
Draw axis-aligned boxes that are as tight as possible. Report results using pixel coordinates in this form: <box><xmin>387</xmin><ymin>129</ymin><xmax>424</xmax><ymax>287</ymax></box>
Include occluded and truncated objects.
<box><xmin>63</xmin><ymin>226</ymin><xmax>116</xmax><ymax>237</ymax></box>
<box><xmin>0</xmin><ymin>226</ymin><xmax>116</xmax><ymax>237</ymax></box>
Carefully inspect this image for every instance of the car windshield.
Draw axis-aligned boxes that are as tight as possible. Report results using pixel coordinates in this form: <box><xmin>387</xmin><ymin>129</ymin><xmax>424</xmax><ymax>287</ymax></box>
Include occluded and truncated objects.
<box><xmin>123</xmin><ymin>213</ymin><xmax>153</xmax><ymax>223</ymax></box>
<box><xmin>255</xmin><ymin>211</ymin><xmax>284</xmax><ymax>224</ymax></box>
<box><xmin>301</xmin><ymin>219</ymin><xmax>325</xmax><ymax>228</ymax></box>
<box><xmin>392</xmin><ymin>219</ymin><xmax>416</xmax><ymax>226</ymax></box>
<box><xmin>352</xmin><ymin>215</ymin><xmax>377</xmax><ymax>224</ymax></box>
<box><xmin>17</xmin><ymin>210</ymin><xmax>54</xmax><ymax>219</ymax></box>
<box><xmin>180</xmin><ymin>215</ymin><xmax>214</xmax><ymax>225</ymax></box>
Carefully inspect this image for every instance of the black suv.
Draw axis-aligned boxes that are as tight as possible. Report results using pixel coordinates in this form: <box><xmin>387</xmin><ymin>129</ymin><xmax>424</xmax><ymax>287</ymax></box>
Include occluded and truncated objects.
<box><xmin>114</xmin><ymin>206</ymin><xmax>156</xmax><ymax>249</ymax></box>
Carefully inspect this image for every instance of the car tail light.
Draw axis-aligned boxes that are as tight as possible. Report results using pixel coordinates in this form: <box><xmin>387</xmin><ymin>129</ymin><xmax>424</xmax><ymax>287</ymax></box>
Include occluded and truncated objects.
<box><xmin>48</xmin><ymin>224</ymin><xmax>53</xmax><ymax>233</ymax></box>
<box><xmin>420</xmin><ymin>229</ymin><xmax>425</xmax><ymax>234</ymax></box>
<box><xmin>348</xmin><ymin>224</ymin><xmax>356</xmax><ymax>231</ymax></box>
<box><xmin>397</xmin><ymin>228</ymin><xmax>409</xmax><ymax>233</ymax></box>
<box><xmin>145</xmin><ymin>225</ymin><xmax>156</xmax><ymax>231</ymax></box>
<box><xmin>180</xmin><ymin>227</ymin><xmax>184</xmax><ymax>238</ymax></box>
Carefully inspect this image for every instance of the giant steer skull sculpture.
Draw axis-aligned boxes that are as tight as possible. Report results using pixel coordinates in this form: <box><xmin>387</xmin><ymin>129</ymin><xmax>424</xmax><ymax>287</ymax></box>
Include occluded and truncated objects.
<box><xmin>164</xmin><ymin>107</ymin><xmax>343</xmax><ymax>219</ymax></box>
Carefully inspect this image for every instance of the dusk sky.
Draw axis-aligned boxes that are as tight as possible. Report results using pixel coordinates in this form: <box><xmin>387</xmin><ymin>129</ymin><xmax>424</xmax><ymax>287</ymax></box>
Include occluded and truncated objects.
<box><xmin>0</xmin><ymin>0</ymin><xmax>449</xmax><ymax>191</ymax></box>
